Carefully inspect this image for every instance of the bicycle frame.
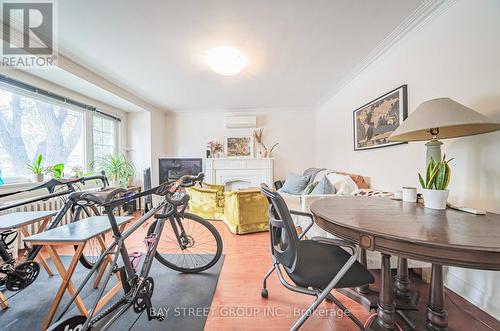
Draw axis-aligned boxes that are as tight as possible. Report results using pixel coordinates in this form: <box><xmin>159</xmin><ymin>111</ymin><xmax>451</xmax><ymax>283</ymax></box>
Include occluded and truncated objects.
<box><xmin>54</xmin><ymin>195</ymin><xmax>171</xmax><ymax>330</ymax></box>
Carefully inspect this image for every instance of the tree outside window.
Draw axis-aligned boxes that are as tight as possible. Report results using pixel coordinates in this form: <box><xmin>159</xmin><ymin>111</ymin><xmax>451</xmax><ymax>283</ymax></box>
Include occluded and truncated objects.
<box><xmin>0</xmin><ymin>88</ymin><xmax>84</xmax><ymax>180</ymax></box>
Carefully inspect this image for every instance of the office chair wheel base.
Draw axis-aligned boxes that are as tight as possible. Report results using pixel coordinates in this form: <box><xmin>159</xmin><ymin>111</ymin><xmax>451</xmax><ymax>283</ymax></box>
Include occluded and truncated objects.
<box><xmin>261</xmin><ymin>288</ymin><xmax>268</xmax><ymax>298</ymax></box>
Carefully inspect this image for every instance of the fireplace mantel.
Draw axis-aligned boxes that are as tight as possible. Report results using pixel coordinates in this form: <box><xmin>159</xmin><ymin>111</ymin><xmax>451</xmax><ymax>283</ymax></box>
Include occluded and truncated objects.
<box><xmin>205</xmin><ymin>158</ymin><xmax>274</xmax><ymax>190</ymax></box>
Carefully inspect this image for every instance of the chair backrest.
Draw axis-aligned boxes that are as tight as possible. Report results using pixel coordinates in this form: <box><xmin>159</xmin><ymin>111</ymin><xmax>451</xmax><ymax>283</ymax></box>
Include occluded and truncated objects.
<box><xmin>260</xmin><ymin>183</ymin><xmax>299</xmax><ymax>270</ymax></box>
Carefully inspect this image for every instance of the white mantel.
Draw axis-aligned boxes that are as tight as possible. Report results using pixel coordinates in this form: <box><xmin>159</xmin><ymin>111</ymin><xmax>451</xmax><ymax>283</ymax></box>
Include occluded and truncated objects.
<box><xmin>204</xmin><ymin>158</ymin><xmax>274</xmax><ymax>190</ymax></box>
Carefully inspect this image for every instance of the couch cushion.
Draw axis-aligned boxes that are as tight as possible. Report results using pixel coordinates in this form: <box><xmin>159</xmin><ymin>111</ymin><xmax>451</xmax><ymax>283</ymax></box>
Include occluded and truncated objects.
<box><xmin>310</xmin><ymin>177</ymin><xmax>335</xmax><ymax>195</ymax></box>
<box><xmin>280</xmin><ymin>173</ymin><xmax>311</xmax><ymax>195</ymax></box>
<box><xmin>326</xmin><ymin>173</ymin><xmax>358</xmax><ymax>195</ymax></box>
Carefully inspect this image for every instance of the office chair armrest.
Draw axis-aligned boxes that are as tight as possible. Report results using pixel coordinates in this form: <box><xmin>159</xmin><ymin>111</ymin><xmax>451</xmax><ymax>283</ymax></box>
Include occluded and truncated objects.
<box><xmin>290</xmin><ymin>210</ymin><xmax>314</xmax><ymax>239</ymax></box>
<box><xmin>311</xmin><ymin>236</ymin><xmax>357</xmax><ymax>255</ymax></box>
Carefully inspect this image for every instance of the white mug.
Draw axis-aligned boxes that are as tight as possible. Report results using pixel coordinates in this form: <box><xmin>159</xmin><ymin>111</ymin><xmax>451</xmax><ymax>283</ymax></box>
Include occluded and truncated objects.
<box><xmin>393</xmin><ymin>190</ymin><xmax>402</xmax><ymax>200</ymax></box>
<box><xmin>402</xmin><ymin>187</ymin><xmax>417</xmax><ymax>203</ymax></box>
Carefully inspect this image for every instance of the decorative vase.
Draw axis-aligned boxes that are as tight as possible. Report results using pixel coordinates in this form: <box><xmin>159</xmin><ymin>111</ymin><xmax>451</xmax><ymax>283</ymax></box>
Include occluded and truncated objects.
<box><xmin>422</xmin><ymin>189</ymin><xmax>449</xmax><ymax>210</ymax></box>
<box><xmin>30</xmin><ymin>173</ymin><xmax>44</xmax><ymax>182</ymax></box>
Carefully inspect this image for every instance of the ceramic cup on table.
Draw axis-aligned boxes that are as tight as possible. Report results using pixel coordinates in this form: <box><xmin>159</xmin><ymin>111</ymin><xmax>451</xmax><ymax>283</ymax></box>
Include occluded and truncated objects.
<box><xmin>402</xmin><ymin>187</ymin><xmax>417</xmax><ymax>203</ymax></box>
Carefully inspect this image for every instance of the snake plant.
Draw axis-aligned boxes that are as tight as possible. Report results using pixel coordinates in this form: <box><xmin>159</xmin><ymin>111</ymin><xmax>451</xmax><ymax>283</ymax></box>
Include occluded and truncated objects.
<box><xmin>418</xmin><ymin>155</ymin><xmax>453</xmax><ymax>190</ymax></box>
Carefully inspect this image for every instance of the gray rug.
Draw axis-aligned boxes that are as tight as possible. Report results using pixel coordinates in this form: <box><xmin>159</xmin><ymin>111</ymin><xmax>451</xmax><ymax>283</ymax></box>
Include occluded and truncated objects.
<box><xmin>0</xmin><ymin>254</ymin><xmax>224</xmax><ymax>330</ymax></box>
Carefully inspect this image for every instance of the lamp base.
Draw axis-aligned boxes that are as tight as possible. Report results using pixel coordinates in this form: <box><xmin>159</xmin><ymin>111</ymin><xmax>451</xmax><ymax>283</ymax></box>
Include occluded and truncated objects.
<box><xmin>425</xmin><ymin>139</ymin><xmax>442</xmax><ymax>166</ymax></box>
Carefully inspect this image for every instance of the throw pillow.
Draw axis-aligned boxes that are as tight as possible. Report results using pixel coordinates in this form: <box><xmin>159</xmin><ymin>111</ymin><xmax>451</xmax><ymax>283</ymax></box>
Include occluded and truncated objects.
<box><xmin>326</xmin><ymin>173</ymin><xmax>358</xmax><ymax>195</ymax></box>
<box><xmin>302</xmin><ymin>181</ymin><xmax>319</xmax><ymax>195</ymax></box>
<box><xmin>310</xmin><ymin>176</ymin><xmax>335</xmax><ymax>195</ymax></box>
<box><xmin>280</xmin><ymin>173</ymin><xmax>311</xmax><ymax>195</ymax></box>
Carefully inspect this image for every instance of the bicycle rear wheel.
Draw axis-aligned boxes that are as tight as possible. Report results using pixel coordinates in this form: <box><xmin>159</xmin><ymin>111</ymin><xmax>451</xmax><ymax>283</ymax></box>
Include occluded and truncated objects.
<box><xmin>72</xmin><ymin>204</ymin><xmax>103</xmax><ymax>269</ymax></box>
<box><xmin>148</xmin><ymin>212</ymin><xmax>223</xmax><ymax>273</ymax></box>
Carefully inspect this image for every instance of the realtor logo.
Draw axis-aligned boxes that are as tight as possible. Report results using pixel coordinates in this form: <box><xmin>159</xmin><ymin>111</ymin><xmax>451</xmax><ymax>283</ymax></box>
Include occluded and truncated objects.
<box><xmin>1</xmin><ymin>0</ymin><xmax>57</xmax><ymax>67</ymax></box>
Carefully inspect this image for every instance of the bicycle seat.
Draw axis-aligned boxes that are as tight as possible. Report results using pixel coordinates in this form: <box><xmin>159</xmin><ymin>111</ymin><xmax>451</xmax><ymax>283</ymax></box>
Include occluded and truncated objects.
<box><xmin>79</xmin><ymin>187</ymin><xmax>127</xmax><ymax>205</ymax></box>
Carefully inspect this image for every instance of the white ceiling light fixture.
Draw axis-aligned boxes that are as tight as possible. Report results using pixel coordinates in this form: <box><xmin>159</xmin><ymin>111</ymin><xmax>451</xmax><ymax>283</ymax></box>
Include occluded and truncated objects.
<box><xmin>206</xmin><ymin>46</ymin><xmax>247</xmax><ymax>76</ymax></box>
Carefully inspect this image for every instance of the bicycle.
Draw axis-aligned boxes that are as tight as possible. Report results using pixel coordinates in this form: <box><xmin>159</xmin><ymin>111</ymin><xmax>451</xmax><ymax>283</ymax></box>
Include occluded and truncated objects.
<box><xmin>0</xmin><ymin>175</ymin><xmax>108</xmax><ymax>292</ymax></box>
<box><xmin>48</xmin><ymin>173</ymin><xmax>223</xmax><ymax>331</ymax></box>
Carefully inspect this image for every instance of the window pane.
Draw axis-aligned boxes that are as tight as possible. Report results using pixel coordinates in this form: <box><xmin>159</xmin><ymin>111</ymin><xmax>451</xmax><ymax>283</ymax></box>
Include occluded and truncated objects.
<box><xmin>94</xmin><ymin>131</ymin><xmax>103</xmax><ymax>145</ymax></box>
<box><xmin>93</xmin><ymin>114</ymin><xmax>117</xmax><ymax>162</ymax></box>
<box><xmin>102</xmin><ymin>118</ymin><xmax>113</xmax><ymax>133</ymax></box>
<box><xmin>0</xmin><ymin>88</ymin><xmax>84</xmax><ymax>179</ymax></box>
<box><xmin>102</xmin><ymin>133</ymin><xmax>113</xmax><ymax>146</ymax></box>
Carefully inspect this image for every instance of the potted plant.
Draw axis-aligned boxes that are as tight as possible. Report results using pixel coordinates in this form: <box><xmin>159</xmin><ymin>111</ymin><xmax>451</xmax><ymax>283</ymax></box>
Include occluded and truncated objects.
<box><xmin>26</xmin><ymin>154</ymin><xmax>45</xmax><ymax>182</ymax></box>
<box><xmin>94</xmin><ymin>153</ymin><xmax>135</xmax><ymax>187</ymax></box>
<box><xmin>418</xmin><ymin>155</ymin><xmax>453</xmax><ymax>210</ymax></box>
<box><xmin>46</xmin><ymin>163</ymin><xmax>65</xmax><ymax>179</ymax></box>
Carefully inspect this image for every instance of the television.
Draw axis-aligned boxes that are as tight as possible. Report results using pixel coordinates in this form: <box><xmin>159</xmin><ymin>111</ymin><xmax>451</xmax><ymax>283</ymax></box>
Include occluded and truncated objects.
<box><xmin>158</xmin><ymin>158</ymin><xmax>203</xmax><ymax>184</ymax></box>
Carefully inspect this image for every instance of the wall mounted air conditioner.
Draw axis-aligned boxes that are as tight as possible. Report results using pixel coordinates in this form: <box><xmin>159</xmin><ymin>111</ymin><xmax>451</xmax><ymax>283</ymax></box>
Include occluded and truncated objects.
<box><xmin>225</xmin><ymin>116</ymin><xmax>257</xmax><ymax>128</ymax></box>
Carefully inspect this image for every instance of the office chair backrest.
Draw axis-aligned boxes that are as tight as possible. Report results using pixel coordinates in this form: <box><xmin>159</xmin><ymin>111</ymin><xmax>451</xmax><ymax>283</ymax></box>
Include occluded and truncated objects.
<box><xmin>260</xmin><ymin>183</ymin><xmax>299</xmax><ymax>271</ymax></box>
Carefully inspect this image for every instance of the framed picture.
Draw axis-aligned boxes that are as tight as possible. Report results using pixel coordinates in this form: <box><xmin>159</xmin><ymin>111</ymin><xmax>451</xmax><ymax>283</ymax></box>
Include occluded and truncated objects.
<box><xmin>353</xmin><ymin>85</ymin><xmax>408</xmax><ymax>151</ymax></box>
<box><xmin>224</xmin><ymin>135</ymin><xmax>254</xmax><ymax>158</ymax></box>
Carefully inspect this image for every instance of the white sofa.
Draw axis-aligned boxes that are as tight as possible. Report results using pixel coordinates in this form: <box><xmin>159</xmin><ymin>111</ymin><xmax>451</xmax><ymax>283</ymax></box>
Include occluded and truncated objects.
<box><xmin>280</xmin><ymin>168</ymin><xmax>429</xmax><ymax>270</ymax></box>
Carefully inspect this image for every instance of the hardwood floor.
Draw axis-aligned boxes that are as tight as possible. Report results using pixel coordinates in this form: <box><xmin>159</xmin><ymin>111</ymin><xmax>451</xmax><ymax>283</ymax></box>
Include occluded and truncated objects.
<box><xmin>50</xmin><ymin>215</ymin><xmax>500</xmax><ymax>331</ymax></box>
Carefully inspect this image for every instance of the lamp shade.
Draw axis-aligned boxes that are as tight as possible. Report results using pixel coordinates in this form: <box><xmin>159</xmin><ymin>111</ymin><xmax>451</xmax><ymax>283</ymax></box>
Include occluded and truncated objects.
<box><xmin>389</xmin><ymin>98</ymin><xmax>500</xmax><ymax>142</ymax></box>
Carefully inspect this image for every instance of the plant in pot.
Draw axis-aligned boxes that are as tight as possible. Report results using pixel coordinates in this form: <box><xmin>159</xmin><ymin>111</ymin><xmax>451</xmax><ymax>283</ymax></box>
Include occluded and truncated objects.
<box><xmin>46</xmin><ymin>163</ymin><xmax>65</xmax><ymax>179</ymax></box>
<box><xmin>94</xmin><ymin>153</ymin><xmax>135</xmax><ymax>188</ymax></box>
<box><xmin>418</xmin><ymin>155</ymin><xmax>453</xmax><ymax>210</ymax></box>
<box><xmin>26</xmin><ymin>154</ymin><xmax>45</xmax><ymax>182</ymax></box>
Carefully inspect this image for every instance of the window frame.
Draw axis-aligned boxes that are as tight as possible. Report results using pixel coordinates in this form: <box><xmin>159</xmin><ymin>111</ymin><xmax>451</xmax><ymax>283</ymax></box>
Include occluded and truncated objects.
<box><xmin>0</xmin><ymin>81</ymin><xmax>120</xmax><ymax>185</ymax></box>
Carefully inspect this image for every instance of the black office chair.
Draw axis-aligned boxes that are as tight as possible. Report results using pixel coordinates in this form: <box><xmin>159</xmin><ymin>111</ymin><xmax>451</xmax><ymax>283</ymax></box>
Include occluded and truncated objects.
<box><xmin>260</xmin><ymin>183</ymin><xmax>374</xmax><ymax>330</ymax></box>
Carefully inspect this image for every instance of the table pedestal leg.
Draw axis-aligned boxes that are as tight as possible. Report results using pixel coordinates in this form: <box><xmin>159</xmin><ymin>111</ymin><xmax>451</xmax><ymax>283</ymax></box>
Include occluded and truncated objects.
<box><xmin>394</xmin><ymin>257</ymin><xmax>419</xmax><ymax>310</ymax></box>
<box><xmin>367</xmin><ymin>253</ymin><xmax>397</xmax><ymax>331</ymax></box>
<box><xmin>426</xmin><ymin>264</ymin><xmax>448</xmax><ymax>331</ymax></box>
<box><xmin>337</xmin><ymin>248</ymin><xmax>379</xmax><ymax>310</ymax></box>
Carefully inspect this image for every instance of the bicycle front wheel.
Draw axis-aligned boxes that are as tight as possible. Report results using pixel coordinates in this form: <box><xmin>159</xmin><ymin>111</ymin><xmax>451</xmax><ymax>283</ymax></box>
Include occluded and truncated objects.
<box><xmin>72</xmin><ymin>204</ymin><xmax>102</xmax><ymax>269</ymax></box>
<box><xmin>148</xmin><ymin>212</ymin><xmax>223</xmax><ymax>273</ymax></box>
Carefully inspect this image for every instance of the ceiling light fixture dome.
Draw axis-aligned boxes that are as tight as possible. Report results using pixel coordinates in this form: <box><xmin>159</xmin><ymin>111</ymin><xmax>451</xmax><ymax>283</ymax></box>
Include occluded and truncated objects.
<box><xmin>206</xmin><ymin>46</ymin><xmax>247</xmax><ymax>76</ymax></box>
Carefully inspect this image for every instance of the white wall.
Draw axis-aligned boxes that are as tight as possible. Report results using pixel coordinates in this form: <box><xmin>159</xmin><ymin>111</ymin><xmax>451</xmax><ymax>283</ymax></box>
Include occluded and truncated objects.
<box><xmin>315</xmin><ymin>0</ymin><xmax>500</xmax><ymax>318</ymax></box>
<box><xmin>126</xmin><ymin>112</ymin><xmax>151</xmax><ymax>186</ymax></box>
<box><xmin>164</xmin><ymin>110</ymin><xmax>315</xmax><ymax>180</ymax></box>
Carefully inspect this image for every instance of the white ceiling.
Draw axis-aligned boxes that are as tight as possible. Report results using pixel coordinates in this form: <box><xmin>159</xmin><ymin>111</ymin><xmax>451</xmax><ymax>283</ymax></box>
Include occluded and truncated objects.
<box><xmin>28</xmin><ymin>0</ymin><xmax>425</xmax><ymax>113</ymax></box>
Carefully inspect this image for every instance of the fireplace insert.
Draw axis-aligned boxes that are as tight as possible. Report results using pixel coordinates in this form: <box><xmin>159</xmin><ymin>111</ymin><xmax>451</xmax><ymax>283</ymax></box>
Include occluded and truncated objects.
<box><xmin>159</xmin><ymin>158</ymin><xmax>203</xmax><ymax>184</ymax></box>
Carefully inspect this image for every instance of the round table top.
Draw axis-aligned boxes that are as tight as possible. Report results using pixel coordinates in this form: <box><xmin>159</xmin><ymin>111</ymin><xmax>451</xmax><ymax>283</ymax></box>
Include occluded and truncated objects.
<box><xmin>310</xmin><ymin>196</ymin><xmax>500</xmax><ymax>269</ymax></box>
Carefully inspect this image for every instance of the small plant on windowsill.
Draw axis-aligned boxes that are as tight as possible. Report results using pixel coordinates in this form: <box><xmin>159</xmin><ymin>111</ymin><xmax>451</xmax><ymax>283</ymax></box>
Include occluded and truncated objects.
<box><xmin>26</xmin><ymin>154</ymin><xmax>45</xmax><ymax>182</ymax></box>
<box><xmin>92</xmin><ymin>153</ymin><xmax>135</xmax><ymax>188</ymax></box>
<box><xmin>418</xmin><ymin>155</ymin><xmax>453</xmax><ymax>210</ymax></box>
<box><xmin>46</xmin><ymin>163</ymin><xmax>65</xmax><ymax>179</ymax></box>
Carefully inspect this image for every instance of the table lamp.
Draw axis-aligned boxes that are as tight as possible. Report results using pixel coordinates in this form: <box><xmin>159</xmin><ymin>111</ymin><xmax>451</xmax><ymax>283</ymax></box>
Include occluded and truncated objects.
<box><xmin>389</xmin><ymin>98</ymin><xmax>500</xmax><ymax>165</ymax></box>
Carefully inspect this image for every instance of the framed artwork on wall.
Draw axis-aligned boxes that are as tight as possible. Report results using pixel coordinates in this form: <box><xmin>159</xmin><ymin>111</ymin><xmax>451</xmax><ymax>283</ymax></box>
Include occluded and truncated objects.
<box><xmin>224</xmin><ymin>135</ymin><xmax>254</xmax><ymax>157</ymax></box>
<box><xmin>353</xmin><ymin>85</ymin><xmax>408</xmax><ymax>151</ymax></box>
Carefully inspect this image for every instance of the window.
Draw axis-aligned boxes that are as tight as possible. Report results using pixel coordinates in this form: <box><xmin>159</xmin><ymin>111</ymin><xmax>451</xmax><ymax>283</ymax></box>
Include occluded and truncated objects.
<box><xmin>0</xmin><ymin>87</ymin><xmax>84</xmax><ymax>181</ymax></box>
<box><xmin>0</xmin><ymin>78</ymin><xmax>121</xmax><ymax>183</ymax></box>
<box><xmin>93</xmin><ymin>115</ymin><xmax>116</xmax><ymax>161</ymax></box>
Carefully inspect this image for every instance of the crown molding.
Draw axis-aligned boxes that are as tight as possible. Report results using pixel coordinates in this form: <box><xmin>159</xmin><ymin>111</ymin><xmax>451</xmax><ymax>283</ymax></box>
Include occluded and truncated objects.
<box><xmin>315</xmin><ymin>0</ymin><xmax>457</xmax><ymax>110</ymax></box>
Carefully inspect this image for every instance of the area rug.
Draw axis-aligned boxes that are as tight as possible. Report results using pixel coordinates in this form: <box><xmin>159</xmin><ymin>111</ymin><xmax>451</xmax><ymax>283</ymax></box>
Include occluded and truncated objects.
<box><xmin>0</xmin><ymin>254</ymin><xmax>224</xmax><ymax>330</ymax></box>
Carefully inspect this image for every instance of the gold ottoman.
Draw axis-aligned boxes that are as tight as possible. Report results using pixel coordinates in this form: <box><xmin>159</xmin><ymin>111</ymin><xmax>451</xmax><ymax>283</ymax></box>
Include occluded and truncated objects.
<box><xmin>223</xmin><ymin>189</ymin><xmax>269</xmax><ymax>234</ymax></box>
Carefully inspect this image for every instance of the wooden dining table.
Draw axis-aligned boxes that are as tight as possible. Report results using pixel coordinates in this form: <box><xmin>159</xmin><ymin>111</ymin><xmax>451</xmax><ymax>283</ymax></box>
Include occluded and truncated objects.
<box><xmin>310</xmin><ymin>196</ymin><xmax>500</xmax><ymax>331</ymax></box>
